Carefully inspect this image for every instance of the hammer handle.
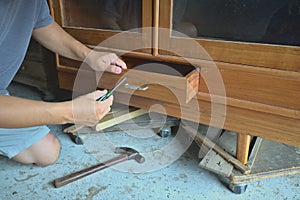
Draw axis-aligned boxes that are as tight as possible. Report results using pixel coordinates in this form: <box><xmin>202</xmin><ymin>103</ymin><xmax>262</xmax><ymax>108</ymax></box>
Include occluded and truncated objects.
<box><xmin>54</xmin><ymin>154</ymin><xmax>128</xmax><ymax>188</ymax></box>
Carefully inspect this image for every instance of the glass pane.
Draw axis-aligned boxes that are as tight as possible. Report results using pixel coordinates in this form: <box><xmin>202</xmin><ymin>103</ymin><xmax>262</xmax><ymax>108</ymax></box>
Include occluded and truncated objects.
<box><xmin>61</xmin><ymin>0</ymin><xmax>142</xmax><ymax>31</ymax></box>
<box><xmin>172</xmin><ymin>0</ymin><xmax>300</xmax><ymax>46</ymax></box>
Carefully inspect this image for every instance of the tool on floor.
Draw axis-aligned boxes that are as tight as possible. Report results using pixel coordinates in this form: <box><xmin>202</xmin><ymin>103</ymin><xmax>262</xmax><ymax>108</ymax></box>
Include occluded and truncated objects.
<box><xmin>53</xmin><ymin>147</ymin><xmax>145</xmax><ymax>188</ymax></box>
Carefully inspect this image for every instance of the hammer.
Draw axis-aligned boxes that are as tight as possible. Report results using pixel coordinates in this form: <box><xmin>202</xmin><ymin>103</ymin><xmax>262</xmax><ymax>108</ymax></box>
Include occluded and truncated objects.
<box><xmin>54</xmin><ymin>147</ymin><xmax>145</xmax><ymax>188</ymax></box>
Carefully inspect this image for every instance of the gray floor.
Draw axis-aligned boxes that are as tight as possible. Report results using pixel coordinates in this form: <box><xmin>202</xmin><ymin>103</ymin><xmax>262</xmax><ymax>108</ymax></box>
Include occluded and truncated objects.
<box><xmin>1</xmin><ymin>82</ymin><xmax>299</xmax><ymax>200</ymax></box>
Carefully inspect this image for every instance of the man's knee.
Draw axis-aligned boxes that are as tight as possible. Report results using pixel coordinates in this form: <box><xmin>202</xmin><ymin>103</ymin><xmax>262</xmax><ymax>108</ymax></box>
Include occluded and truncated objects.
<box><xmin>12</xmin><ymin>132</ymin><xmax>61</xmax><ymax>166</ymax></box>
<box><xmin>34</xmin><ymin>132</ymin><xmax>61</xmax><ymax>166</ymax></box>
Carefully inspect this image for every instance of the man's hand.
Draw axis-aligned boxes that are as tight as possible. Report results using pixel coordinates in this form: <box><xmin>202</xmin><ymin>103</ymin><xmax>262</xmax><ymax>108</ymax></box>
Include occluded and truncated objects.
<box><xmin>85</xmin><ymin>51</ymin><xmax>127</xmax><ymax>74</ymax></box>
<box><xmin>32</xmin><ymin>22</ymin><xmax>127</xmax><ymax>74</ymax></box>
<box><xmin>71</xmin><ymin>90</ymin><xmax>113</xmax><ymax>127</ymax></box>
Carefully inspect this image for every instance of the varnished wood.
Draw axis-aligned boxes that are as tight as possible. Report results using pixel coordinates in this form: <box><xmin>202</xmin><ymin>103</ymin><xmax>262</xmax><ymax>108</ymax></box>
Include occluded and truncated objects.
<box><xmin>64</xmin><ymin>27</ymin><xmax>151</xmax><ymax>54</ymax></box>
<box><xmin>112</xmin><ymin>93</ymin><xmax>300</xmax><ymax>148</ymax></box>
<box><xmin>51</xmin><ymin>0</ymin><xmax>300</xmax><ymax>164</ymax></box>
<box><xmin>197</xmin><ymin>93</ymin><xmax>300</xmax><ymax>120</ymax></box>
<box><xmin>158</xmin><ymin>0</ymin><xmax>300</xmax><ymax>72</ymax></box>
<box><xmin>51</xmin><ymin>0</ymin><xmax>63</xmax><ymax>26</ymax></box>
<box><xmin>236</xmin><ymin>134</ymin><xmax>251</xmax><ymax>165</ymax></box>
<box><xmin>52</xmin><ymin>0</ymin><xmax>153</xmax><ymax>54</ymax></box>
<box><xmin>80</xmin><ymin>45</ymin><xmax>300</xmax><ymax>80</ymax></box>
<box><xmin>57</xmin><ymin>57</ymin><xmax>300</xmax><ymax>120</ymax></box>
<box><xmin>168</xmin><ymin>37</ymin><xmax>300</xmax><ymax>72</ymax></box>
<box><xmin>200</xmin><ymin>66</ymin><xmax>300</xmax><ymax>111</ymax></box>
<box><xmin>152</xmin><ymin>0</ymin><xmax>160</xmax><ymax>56</ymax></box>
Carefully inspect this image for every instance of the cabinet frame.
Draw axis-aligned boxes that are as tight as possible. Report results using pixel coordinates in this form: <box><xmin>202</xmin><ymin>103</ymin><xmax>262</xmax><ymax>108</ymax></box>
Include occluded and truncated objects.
<box><xmin>158</xmin><ymin>0</ymin><xmax>300</xmax><ymax>72</ymax></box>
<box><xmin>52</xmin><ymin>0</ymin><xmax>153</xmax><ymax>54</ymax></box>
<box><xmin>50</xmin><ymin>0</ymin><xmax>300</xmax><ymax>165</ymax></box>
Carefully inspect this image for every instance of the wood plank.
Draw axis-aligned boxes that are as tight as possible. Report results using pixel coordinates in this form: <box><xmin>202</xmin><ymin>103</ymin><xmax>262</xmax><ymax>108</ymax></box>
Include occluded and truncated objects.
<box><xmin>236</xmin><ymin>134</ymin><xmax>251</xmax><ymax>165</ymax></box>
<box><xmin>199</xmin><ymin>150</ymin><xmax>234</xmax><ymax>177</ymax></box>
<box><xmin>183</xmin><ymin>124</ymin><xmax>251</xmax><ymax>174</ymax></box>
<box><xmin>95</xmin><ymin>109</ymin><xmax>148</xmax><ymax>131</ymax></box>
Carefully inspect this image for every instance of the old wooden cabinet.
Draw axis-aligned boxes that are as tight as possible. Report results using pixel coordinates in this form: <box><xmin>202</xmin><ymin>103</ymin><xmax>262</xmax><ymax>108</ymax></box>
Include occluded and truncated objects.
<box><xmin>50</xmin><ymin>0</ymin><xmax>300</xmax><ymax>164</ymax></box>
<box><xmin>14</xmin><ymin>39</ymin><xmax>58</xmax><ymax>101</ymax></box>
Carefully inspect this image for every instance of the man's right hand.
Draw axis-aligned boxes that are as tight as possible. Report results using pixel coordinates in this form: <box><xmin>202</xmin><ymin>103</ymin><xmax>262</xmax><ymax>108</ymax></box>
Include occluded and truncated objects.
<box><xmin>70</xmin><ymin>90</ymin><xmax>113</xmax><ymax>127</ymax></box>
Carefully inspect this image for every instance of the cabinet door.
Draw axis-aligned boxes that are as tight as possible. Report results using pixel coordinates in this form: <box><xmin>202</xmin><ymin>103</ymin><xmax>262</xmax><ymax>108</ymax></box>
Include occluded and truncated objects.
<box><xmin>159</xmin><ymin>0</ymin><xmax>300</xmax><ymax>72</ymax></box>
<box><xmin>52</xmin><ymin>0</ymin><xmax>153</xmax><ymax>54</ymax></box>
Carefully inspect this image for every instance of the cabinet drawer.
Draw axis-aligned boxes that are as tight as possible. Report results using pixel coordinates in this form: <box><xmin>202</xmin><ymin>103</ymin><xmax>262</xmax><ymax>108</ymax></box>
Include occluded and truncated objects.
<box><xmin>97</xmin><ymin>67</ymin><xmax>199</xmax><ymax>104</ymax></box>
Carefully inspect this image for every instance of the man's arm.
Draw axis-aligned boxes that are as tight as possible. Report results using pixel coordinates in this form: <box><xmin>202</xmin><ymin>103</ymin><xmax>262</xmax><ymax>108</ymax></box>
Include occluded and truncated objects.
<box><xmin>32</xmin><ymin>22</ymin><xmax>126</xmax><ymax>73</ymax></box>
<box><xmin>0</xmin><ymin>90</ymin><xmax>112</xmax><ymax>128</ymax></box>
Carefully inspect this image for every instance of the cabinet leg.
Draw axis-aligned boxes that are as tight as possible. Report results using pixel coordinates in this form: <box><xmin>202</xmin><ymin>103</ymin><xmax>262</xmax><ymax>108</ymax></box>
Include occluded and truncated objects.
<box><xmin>236</xmin><ymin>133</ymin><xmax>251</xmax><ymax>164</ymax></box>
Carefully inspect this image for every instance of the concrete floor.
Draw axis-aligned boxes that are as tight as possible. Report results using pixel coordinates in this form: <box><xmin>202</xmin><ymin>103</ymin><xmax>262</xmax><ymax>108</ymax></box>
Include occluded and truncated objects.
<box><xmin>1</xmin><ymin>82</ymin><xmax>299</xmax><ymax>200</ymax></box>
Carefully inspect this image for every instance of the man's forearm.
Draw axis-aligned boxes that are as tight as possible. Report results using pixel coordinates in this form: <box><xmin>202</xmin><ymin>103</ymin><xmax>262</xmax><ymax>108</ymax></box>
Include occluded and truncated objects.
<box><xmin>0</xmin><ymin>95</ymin><xmax>72</xmax><ymax>128</ymax></box>
<box><xmin>32</xmin><ymin>22</ymin><xmax>91</xmax><ymax>62</ymax></box>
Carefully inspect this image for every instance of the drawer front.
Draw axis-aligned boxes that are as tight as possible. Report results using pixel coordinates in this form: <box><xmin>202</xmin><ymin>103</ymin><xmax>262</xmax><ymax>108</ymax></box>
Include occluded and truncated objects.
<box><xmin>96</xmin><ymin>68</ymin><xmax>199</xmax><ymax>104</ymax></box>
<box><xmin>57</xmin><ymin>56</ymin><xmax>199</xmax><ymax>104</ymax></box>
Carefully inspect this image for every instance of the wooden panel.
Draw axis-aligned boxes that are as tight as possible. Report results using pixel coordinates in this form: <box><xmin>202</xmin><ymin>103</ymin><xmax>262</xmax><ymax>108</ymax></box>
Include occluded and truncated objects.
<box><xmin>158</xmin><ymin>0</ymin><xmax>300</xmax><ymax>72</ymax></box>
<box><xmin>199</xmin><ymin>65</ymin><xmax>300</xmax><ymax>111</ymax></box>
<box><xmin>168</xmin><ymin>38</ymin><xmax>300</xmax><ymax>72</ymax></box>
<box><xmin>64</xmin><ymin>28</ymin><xmax>151</xmax><ymax>54</ymax></box>
<box><xmin>57</xmin><ymin>66</ymin><xmax>97</xmax><ymax>94</ymax></box>
<box><xmin>97</xmin><ymin>69</ymin><xmax>198</xmax><ymax>104</ymax></box>
<box><xmin>113</xmin><ymin>93</ymin><xmax>300</xmax><ymax>148</ymax></box>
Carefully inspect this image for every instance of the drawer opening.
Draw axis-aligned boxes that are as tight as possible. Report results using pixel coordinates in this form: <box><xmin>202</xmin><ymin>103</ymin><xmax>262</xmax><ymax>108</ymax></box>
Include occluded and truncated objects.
<box><xmin>96</xmin><ymin>57</ymin><xmax>199</xmax><ymax>104</ymax></box>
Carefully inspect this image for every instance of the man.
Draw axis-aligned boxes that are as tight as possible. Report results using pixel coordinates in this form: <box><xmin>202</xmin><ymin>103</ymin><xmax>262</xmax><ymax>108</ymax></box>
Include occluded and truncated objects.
<box><xmin>0</xmin><ymin>0</ymin><xmax>127</xmax><ymax>166</ymax></box>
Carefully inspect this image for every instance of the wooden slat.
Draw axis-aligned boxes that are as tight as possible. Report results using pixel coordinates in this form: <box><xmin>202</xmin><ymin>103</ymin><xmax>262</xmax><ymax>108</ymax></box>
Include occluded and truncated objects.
<box><xmin>236</xmin><ymin>134</ymin><xmax>251</xmax><ymax>165</ymax></box>
<box><xmin>95</xmin><ymin>109</ymin><xmax>148</xmax><ymax>131</ymax></box>
<box><xmin>152</xmin><ymin>0</ymin><xmax>159</xmax><ymax>56</ymax></box>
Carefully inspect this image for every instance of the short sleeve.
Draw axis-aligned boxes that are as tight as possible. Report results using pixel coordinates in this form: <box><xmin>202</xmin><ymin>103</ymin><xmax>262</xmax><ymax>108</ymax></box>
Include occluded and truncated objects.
<box><xmin>34</xmin><ymin>0</ymin><xmax>54</xmax><ymax>29</ymax></box>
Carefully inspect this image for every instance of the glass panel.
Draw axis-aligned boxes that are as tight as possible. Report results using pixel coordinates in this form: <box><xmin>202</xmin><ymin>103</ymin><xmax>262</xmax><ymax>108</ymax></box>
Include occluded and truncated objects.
<box><xmin>61</xmin><ymin>0</ymin><xmax>142</xmax><ymax>31</ymax></box>
<box><xmin>172</xmin><ymin>0</ymin><xmax>300</xmax><ymax>46</ymax></box>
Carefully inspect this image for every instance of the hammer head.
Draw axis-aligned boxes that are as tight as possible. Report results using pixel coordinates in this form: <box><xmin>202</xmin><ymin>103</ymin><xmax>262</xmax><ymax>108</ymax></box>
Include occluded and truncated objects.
<box><xmin>114</xmin><ymin>147</ymin><xmax>145</xmax><ymax>163</ymax></box>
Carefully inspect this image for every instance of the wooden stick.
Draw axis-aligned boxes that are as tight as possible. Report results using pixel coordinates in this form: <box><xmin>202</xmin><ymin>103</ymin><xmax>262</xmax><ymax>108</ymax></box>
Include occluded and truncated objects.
<box><xmin>182</xmin><ymin>124</ymin><xmax>251</xmax><ymax>174</ymax></box>
<box><xmin>63</xmin><ymin>107</ymin><xmax>132</xmax><ymax>134</ymax></box>
<box><xmin>95</xmin><ymin>109</ymin><xmax>148</xmax><ymax>131</ymax></box>
<box><xmin>236</xmin><ymin>133</ymin><xmax>251</xmax><ymax>165</ymax></box>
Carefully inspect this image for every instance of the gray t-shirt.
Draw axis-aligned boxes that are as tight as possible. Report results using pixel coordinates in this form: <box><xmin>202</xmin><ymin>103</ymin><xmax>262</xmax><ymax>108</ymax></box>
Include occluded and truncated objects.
<box><xmin>0</xmin><ymin>0</ymin><xmax>53</xmax><ymax>94</ymax></box>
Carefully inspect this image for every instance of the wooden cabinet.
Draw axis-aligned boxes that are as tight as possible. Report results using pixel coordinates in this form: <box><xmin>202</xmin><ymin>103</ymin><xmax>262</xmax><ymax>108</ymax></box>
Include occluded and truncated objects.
<box><xmin>14</xmin><ymin>39</ymin><xmax>58</xmax><ymax>101</ymax></box>
<box><xmin>50</xmin><ymin>0</ymin><xmax>300</xmax><ymax>164</ymax></box>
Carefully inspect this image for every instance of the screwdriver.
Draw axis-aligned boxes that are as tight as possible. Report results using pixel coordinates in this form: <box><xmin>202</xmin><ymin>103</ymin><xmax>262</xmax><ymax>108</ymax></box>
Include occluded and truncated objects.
<box><xmin>97</xmin><ymin>77</ymin><xmax>127</xmax><ymax>102</ymax></box>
